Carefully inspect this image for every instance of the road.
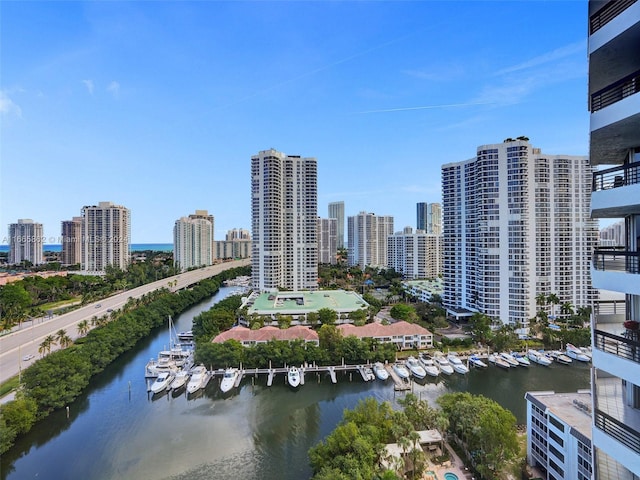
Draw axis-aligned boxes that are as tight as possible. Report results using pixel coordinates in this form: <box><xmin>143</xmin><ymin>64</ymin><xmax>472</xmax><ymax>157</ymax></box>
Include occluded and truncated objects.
<box><xmin>0</xmin><ymin>259</ymin><xmax>250</xmax><ymax>385</ymax></box>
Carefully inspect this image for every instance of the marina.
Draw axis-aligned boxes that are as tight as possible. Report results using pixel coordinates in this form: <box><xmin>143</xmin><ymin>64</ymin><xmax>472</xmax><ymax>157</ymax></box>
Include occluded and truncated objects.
<box><xmin>2</xmin><ymin>287</ymin><xmax>592</xmax><ymax>480</ymax></box>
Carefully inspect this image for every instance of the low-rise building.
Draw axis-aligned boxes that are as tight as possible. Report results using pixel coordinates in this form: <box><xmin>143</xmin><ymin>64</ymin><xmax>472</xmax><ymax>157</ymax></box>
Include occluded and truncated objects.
<box><xmin>403</xmin><ymin>278</ymin><xmax>444</xmax><ymax>303</ymax></box>
<box><xmin>337</xmin><ymin>321</ymin><xmax>433</xmax><ymax>350</ymax></box>
<box><xmin>525</xmin><ymin>390</ymin><xmax>593</xmax><ymax>480</ymax></box>
<box><xmin>212</xmin><ymin>325</ymin><xmax>319</xmax><ymax>346</ymax></box>
<box><xmin>242</xmin><ymin>290</ymin><xmax>369</xmax><ymax>325</ymax></box>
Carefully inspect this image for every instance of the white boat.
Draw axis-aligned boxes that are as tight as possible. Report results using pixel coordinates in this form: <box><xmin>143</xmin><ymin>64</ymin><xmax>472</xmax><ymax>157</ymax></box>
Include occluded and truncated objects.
<box><xmin>469</xmin><ymin>355</ymin><xmax>488</xmax><ymax>368</ymax></box>
<box><xmin>287</xmin><ymin>366</ymin><xmax>301</xmax><ymax>388</ymax></box>
<box><xmin>145</xmin><ymin>317</ymin><xmax>194</xmax><ymax>377</ymax></box>
<box><xmin>499</xmin><ymin>352</ymin><xmax>520</xmax><ymax>367</ymax></box>
<box><xmin>150</xmin><ymin>371</ymin><xmax>175</xmax><ymax>394</ymax></box>
<box><xmin>373</xmin><ymin>362</ymin><xmax>389</xmax><ymax>381</ymax></box>
<box><xmin>170</xmin><ymin>369</ymin><xmax>191</xmax><ymax>390</ymax></box>
<box><xmin>528</xmin><ymin>350</ymin><xmax>552</xmax><ymax>366</ymax></box>
<box><xmin>417</xmin><ymin>353</ymin><xmax>440</xmax><ymax>377</ymax></box>
<box><xmin>363</xmin><ymin>367</ymin><xmax>375</xmax><ymax>382</ymax></box>
<box><xmin>392</xmin><ymin>363</ymin><xmax>411</xmax><ymax>379</ymax></box>
<box><xmin>219</xmin><ymin>367</ymin><xmax>238</xmax><ymax>393</ymax></box>
<box><xmin>512</xmin><ymin>352</ymin><xmax>530</xmax><ymax>367</ymax></box>
<box><xmin>187</xmin><ymin>365</ymin><xmax>212</xmax><ymax>394</ymax></box>
<box><xmin>566</xmin><ymin>344</ymin><xmax>590</xmax><ymax>362</ymax></box>
<box><xmin>489</xmin><ymin>354</ymin><xmax>510</xmax><ymax>369</ymax></box>
<box><xmin>447</xmin><ymin>352</ymin><xmax>469</xmax><ymax>374</ymax></box>
<box><xmin>433</xmin><ymin>354</ymin><xmax>454</xmax><ymax>375</ymax></box>
<box><xmin>405</xmin><ymin>357</ymin><xmax>427</xmax><ymax>379</ymax></box>
<box><xmin>177</xmin><ymin>330</ymin><xmax>194</xmax><ymax>342</ymax></box>
<box><xmin>548</xmin><ymin>350</ymin><xmax>573</xmax><ymax>364</ymax></box>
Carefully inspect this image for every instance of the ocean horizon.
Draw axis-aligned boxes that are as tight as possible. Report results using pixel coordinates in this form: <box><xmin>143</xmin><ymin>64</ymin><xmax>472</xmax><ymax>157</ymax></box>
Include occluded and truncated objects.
<box><xmin>0</xmin><ymin>243</ymin><xmax>173</xmax><ymax>253</ymax></box>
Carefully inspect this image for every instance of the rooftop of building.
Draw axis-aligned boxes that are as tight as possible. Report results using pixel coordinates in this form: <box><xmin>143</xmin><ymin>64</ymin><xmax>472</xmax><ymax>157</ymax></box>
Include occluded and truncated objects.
<box><xmin>526</xmin><ymin>390</ymin><xmax>593</xmax><ymax>440</ymax></box>
<box><xmin>244</xmin><ymin>289</ymin><xmax>368</xmax><ymax>314</ymax></box>
<box><xmin>213</xmin><ymin>325</ymin><xmax>319</xmax><ymax>343</ymax></box>
<box><xmin>403</xmin><ymin>278</ymin><xmax>444</xmax><ymax>292</ymax></box>
<box><xmin>337</xmin><ymin>320</ymin><xmax>432</xmax><ymax>337</ymax></box>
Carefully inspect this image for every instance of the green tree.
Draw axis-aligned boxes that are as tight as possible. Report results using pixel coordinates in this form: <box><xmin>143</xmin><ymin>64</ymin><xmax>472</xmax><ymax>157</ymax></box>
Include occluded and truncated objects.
<box><xmin>77</xmin><ymin>319</ymin><xmax>90</xmax><ymax>336</ymax></box>
<box><xmin>0</xmin><ymin>283</ymin><xmax>32</xmax><ymax>328</ymax></box>
<box><xmin>469</xmin><ymin>312</ymin><xmax>492</xmax><ymax>344</ymax></box>
<box><xmin>318</xmin><ymin>308</ymin><xmax>338</xmax><ymax>325</ymax></box>
<box><xmin>389</xmin><ymin>304</ymin><xmax>417</xmax><ymax>322</ymax></box>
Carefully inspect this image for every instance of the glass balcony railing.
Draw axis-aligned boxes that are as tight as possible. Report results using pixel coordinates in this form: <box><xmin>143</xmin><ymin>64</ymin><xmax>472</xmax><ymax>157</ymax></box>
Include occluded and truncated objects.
<box><xmin>590</xmin><ymin>68</ymin><xmax>640</xmax><ymax>112</ymax></box>
<box><xmin>592</xmin><ymin>160</ymin><xmax>640</xmax><ymax>192</ymax></box>
<box><xmin>592</xmin><ymin>248</ymin><xmax>640</xmax><ymax>274</ymax></box>
<box><xmin>590</xmin><ymin>0</ymin><xmax>638</xmax><ymax>34</ymax></box>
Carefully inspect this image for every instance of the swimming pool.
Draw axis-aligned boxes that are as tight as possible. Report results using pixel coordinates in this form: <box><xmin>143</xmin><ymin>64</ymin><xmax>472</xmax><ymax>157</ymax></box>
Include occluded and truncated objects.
<box><xmin>444</xmin><ymin>473</ymin><xmax>459</xmax><ymax>480</ymax></box>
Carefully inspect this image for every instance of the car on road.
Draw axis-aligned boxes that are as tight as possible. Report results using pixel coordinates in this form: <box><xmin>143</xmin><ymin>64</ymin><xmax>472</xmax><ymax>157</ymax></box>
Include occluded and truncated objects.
<box><xmin>22</xmin><ymin>354</ymin><xmax>35</xmax><ymax>361</ymax></box>
<box><xmin>95</xmin><ymin>304</ymin><xmax>101</xmax><ymax>308</ymax></box>
<box><xmin>107</xmin><ymin>309</ymin><xmax>113</xmax><ymax>313</ymax></box>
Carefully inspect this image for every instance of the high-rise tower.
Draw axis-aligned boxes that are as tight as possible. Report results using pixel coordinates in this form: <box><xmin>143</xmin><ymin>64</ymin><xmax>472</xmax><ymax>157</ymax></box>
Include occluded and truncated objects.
<box><xmin>251</xmin><ymin>149</ymin><xmax>318</xmax><ymax>291</ymax></box>
<box><xmin>442</xmin><ymin>139</ymin><xmax>598</xmax><ymax>330</ymax></box>
<box><xmin>8</xmin><ymin>219</ymin><xmax>43</xmax><ymax>265</ymax></box>
<box><xmin>328</xmin><ymin>201</ymin><xmax>345</xmax><ymax>249</ymax></box>
<box><xmin>81</xmin><ymin>201</ymin><xmax>130</xmax><ymax>272</ymax></box>
<box><xmin>588</xmin><ymin>1</ymin><xmax>640</xmax><ymax>478</ymax></box>
<box><xmin>173</xmin><ymin>210</ymin><xmax>214</xmax><ymax>271</ymax></box>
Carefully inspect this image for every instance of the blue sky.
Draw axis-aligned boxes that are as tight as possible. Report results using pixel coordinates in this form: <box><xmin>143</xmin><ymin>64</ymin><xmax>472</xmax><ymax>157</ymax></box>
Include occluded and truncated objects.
<box><xmin>1</xmin><ymin>1</ymin><xmax>590</xmax><ymax>243</ymax></box>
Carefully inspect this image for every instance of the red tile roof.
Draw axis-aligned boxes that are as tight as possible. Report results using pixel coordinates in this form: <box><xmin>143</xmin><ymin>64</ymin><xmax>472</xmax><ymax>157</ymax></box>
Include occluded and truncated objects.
<box><xmin>213</xmin><ymin>325</ymin><xmax>319</xmax><ymax>343</ymax></box>
<box><xmin>337</xmin><ymin>321</ymin><xmax>431</xmax><ymax>338</ymax></box>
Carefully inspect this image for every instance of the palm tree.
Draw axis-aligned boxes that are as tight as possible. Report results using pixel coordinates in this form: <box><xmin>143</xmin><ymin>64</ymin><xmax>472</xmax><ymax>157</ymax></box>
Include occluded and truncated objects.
<box><xmin>560</xmin><ymin>302</ymin><xmax>574</xmax><ymax>317</ymax></box>
<box><xmin>55</xmin><ymin>329</ymin><xmax>67</xmax><ymax>346</ymax></box>
<box><xmin>43</xmin><ymin>334</ymin><xmax>56</xmax><ymax>354</ymax></box>
<box><xmin>77</xmin><ymin>319</ymin><xmax>90</xmax><ymax>336</ymax></box>
<box><xmin>58</xmin><ymin>333</ymin><xmax>72</xmax><ymax>348</ymax></box>
<box><xmin>535</xmin><ymin>293</ymin><xmax>547</xmax><ymax>307</ymax></box>
<box><xmin>547</xmin><ymin>293</ymin><xmax>560</xmax><ymax>320</ymax></box>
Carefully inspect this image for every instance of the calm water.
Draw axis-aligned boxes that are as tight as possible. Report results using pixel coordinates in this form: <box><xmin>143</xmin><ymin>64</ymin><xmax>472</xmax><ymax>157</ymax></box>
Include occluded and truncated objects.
<box><xmin>1</xmin><ymin>288</ymin><xmax>590</xmax><ymax>480</ymax></box>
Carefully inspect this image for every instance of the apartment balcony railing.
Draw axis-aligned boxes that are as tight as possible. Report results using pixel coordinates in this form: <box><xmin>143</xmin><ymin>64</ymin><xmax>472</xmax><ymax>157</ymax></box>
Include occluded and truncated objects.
<box><xmin>590</xmin><ymin>0</ymin><xmax>638</xmax><ymax>34</ymax></box>
<box><xmin>594</xmin><ymin>408</ymin><xmax>640</xmax><ymax>454</ymax></box>
<box><xmin>592</xmin><ymin>160</ymin><xmax>640</xmax><ymax>192</ymax></box>
<box><xmin>592</xmin><ymin>248</ymin><xmax>640</xmax><ymax>274</ymax></box>
<box><xmin>594</xmin><ymin>329</ymin><xmax>640</xmax><ymax>363</ymax></box>
<box><xmin>590</xmin><ymin>68</ymin><xmax>640</xmax><ymax>112</ymax></box>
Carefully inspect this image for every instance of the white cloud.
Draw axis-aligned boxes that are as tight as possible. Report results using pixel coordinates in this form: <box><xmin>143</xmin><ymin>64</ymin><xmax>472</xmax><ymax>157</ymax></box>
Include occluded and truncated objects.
<box><xmin>107</xmin><ymin>81</ymin><xmax>120</xmax><ymax>97</ymax></box>
<box><xmin>0</xmin><ymin>90</ymin><xmax>22</xmax><ymax>117</ymax></box>
<box><xmin>82</xmin><ymin>79</ymin><xmax>94</xmax><ymax>94</ymax></box>
<box><xmin>494</xmin><ymin>40</ymin><xmax>585</xmax><ymax>76</ymax></box>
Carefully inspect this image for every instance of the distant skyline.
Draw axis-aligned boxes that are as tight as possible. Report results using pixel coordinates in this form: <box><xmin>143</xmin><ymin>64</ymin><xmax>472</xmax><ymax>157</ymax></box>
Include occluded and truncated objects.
<box><xmin>2</xmin><ymin>1</ymin><xmax>591</xmax><ymax>242</ymax></box>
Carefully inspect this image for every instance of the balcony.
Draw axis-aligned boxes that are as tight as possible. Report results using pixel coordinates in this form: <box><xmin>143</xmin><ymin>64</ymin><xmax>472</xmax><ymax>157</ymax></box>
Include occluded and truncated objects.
<box><xmin>590</xmin><ymin>0</ymin><xmax>638</xmax><ymax>35</ymax></box>
<box><xmin>591</xmin><ymin>69</ymin><xmax>640</xmax><ymax>112</ymax></box>
<box><xmin>591</xmin><ymin>249</ymin><xmax>640</xmax><ymax>295</ymax></box>
<box><xmin>593</xmin><ymin>248</ymin><xmax>640</xmax><ymax>274</ymax></box>
<box><xmin>592</xmin><ymin>374</ymin><xmax>640</xmax><ymax>474</ymax></box>
<box><xmin>594</xmin><ymin>329</ymin><xmax>640</xmax><ymax>364</ymax></box>
<box><xmin>591</xmin><ymin>162</ymin><xmax>640</xmax><ymax>215</ymax></box>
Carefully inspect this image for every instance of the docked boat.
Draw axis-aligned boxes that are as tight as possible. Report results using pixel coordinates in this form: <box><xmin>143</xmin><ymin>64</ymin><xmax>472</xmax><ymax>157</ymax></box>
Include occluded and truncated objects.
<box><xmin>177</xmin><ymin>330</ymin><xmax>194</xmax><ymax>342</ymax></box>
<box><xmin>373</xmin><ymin>362</ymin><xmax>389</xmax><ymax>381</ymax></box>
<box><xmin>434</xmin><ymin>354</ymin><xmax>454</xmax><ymax>375</ymax></box>
<box><xmin>145</xmin><ymin>317</ymin><xmax>194</xmax><ymax>377</ymax></box>
<box><xmin>418</xmin><ymin>353</ymin><xmax>440</xmax><ymax>377</ymax></box>
<box><xmin>392</xmin><ymin>363</ymin><xmax>411</xmax><ymax>380</ymax></box>
<box><xmin>447</xmin><ymin>352</ymin><xmax>469</xmax><ymax>374</ymax></box>
<box><xmin>405</xmin><ymin>357</ymin><xmax>427</xmax><ymax>379</ymax></box>
<box><xmin>363</xmin><ymin>366</ymin><xmax>375</xmax><ymax>382</ymax></box>
<box><xmin>219</xmin><ymin>367</ymin><xmax>238</xmax><ymax>393</ymax></box>
<box><xmin>548</xmin><ymin>350</ymin><xmax>573</xmax><ymax>364</ymax></box>
<box><xmin>287</xmin><ymin>366</ymin><xmax>301</xmax><ymax>388</ymax></box>
<box><xmin>469</xmin><ymin>355</ymin><xmax>488</xmax><ymax>368</ymax></box>
<box><xmin>489</xmin><ymin>354</ymin><xmax>510</xmax><ymax>369</ymax></box>
<box><xmin>150</xmin><ymin>371</ymin><xmax>175</xmax><ymax>394</ymax></box>
<box><xmin>566</xmin><ymin>344</ymin><xmax>590</xmax><ymax>362</ymax></box>
<box><xmin>512</xmin><ymin>352</ymin><xmax>530</xmax><ymax>367</ymax></box>
<box><xmin>170</xmin><ymin>369</ymin><xmax>191</xmax><ymax>391</ymax></box>
<box><xmin>528</xmin><ymin>350</ymin><xmax>552</xmax><ymax>366</ymax></box>
<box><xmin>499</xmin><ymin>352</ymin><xmax>520</xmax><ymax>367</ymax></box>
<box><xmin>187</xmin><ymin>365</ymin><xmax>212</xmax><ymax>394</ymax></box>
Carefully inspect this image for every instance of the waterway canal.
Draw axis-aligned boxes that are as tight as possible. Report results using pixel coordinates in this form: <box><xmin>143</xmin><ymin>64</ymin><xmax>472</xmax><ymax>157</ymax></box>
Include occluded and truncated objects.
<box><xmin>1</xmin><ymin>286</ymin><xmax>590</xmax><ymax>480</ymax></box>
